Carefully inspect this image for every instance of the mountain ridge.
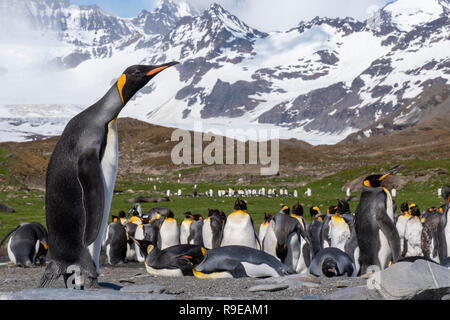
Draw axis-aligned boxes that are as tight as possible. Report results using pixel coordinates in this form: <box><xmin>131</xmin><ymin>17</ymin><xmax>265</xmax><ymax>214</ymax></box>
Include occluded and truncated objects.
<box><xmin>0</xmin><ymin>0</ymin><xmax>448</xmax><ymax>144</ymax></box>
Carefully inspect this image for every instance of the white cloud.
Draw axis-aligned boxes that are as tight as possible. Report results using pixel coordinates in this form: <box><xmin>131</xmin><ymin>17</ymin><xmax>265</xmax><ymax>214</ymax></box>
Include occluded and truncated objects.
<box><xmin>171</xmin><ymin>0</ymin><xmax>391</xmax><ymax>31</ymax></box>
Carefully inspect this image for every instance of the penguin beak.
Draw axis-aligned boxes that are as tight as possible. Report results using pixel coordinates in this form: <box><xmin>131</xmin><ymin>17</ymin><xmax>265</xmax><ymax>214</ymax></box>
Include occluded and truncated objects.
<box><xmin>379</xmin><ymin>165</ymin><xmax>400</xmax><ymax>181</ymax></box>
<box><xmin>146</xmin><ymin>61</ymin><xmax>179</xmax><ymax>77</ymax></box>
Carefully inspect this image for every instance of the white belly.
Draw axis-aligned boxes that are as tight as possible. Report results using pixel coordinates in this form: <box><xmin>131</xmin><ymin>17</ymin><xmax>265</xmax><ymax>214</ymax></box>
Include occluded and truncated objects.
<box><xmin>330</xmin><ymin>221</ymin><xmax>350</xmax><ymax>251</ymax></box>
<box><xmin>446</xmin><ymin>207</ymin><xmax>450</xmax><ymax>257</ymax></box>
<box><xmin>241</xmin><ymin>262</ymin><xmax>280</xmax><ymax>278</ymax></box>
<box><xmin>180</xmin><ymin>220</ymin><xmax>191</xmax><ymax>244</ymax></box>
<box><xmin>258</xmin><ymin>223</ymin><xmax>269</xmax><ymax>245</ymax></box>
<box><xmin>7</xmin><ymin>237</ymin><xmax>16</xmax><ymax>264</ymax></box>
<box><xmin>202</xmin><ymin>218</ymin><xmax>213</xmax><ymax>249</ymax></box>
<box><xmin>378</xmin><ymin>230</ymin><xmax>391</xmax><ymax>269</ymax></box>
<box><xmin>396</xmin><ymin>216</ymin><xmax>408</xmax><ymax>253</ymax></box>
<box><xmin>404</xmin><ymin>219</ymin><xmax>423</xmax><ymax>257</ymax></box>
<box><xmin>145</xmin><ymin>263</ymin><xmax>184</xmax><ymax>277</ymax></box>
<box><xmin>286</xmin><ymin>233</ymin><xmax>300</xmax><ymax>270</ymax></box>
<box><xmin>160</xmin><ymin>219</ymin><xmax>180</xmax><ymax>250</ymax></box>
<box><xmin>262</xmin><ymin>221</ymin><xmax>278</xmax><ymax>259</ymax></box>
<box><xmin>221</xmin><ymin>213</ymin><xmax>257</xmax><ymax>248</ymax></box>
<box><xmin>88</xmin><ymin>119</ymin><xmax>119</xmax><ymax>271</ymax></box>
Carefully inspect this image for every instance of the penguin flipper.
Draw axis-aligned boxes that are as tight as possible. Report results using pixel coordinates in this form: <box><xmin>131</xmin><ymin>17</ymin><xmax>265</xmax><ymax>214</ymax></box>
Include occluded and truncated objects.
<box><xmin>77</xmin><ymin>149</ymin><xmax>105</xmax><ymax>246</ymax></box>
<box><xmin>375</xmin><ymin>205</ymin><xmax>401</xmax><ymax>263</ymax></box>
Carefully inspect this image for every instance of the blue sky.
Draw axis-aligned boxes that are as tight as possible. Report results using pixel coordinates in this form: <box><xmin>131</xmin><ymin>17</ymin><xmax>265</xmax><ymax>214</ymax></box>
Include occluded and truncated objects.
<box><xmin>71</xmin><ymin>0</ymin><xmax>157</xmax><ymax>17</ymax></box>
<box><xmin>71</xmin><ymin>0</ymin><xmax>393</xmax><ymax>31</ymax></box>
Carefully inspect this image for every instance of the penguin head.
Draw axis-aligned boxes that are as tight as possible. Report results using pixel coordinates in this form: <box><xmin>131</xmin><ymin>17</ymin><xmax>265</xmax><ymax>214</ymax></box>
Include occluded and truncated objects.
<box><xmin>410</xmin><ymin>204</ymin><xmax>421</xmax><ymax>217</ymax></box>
<box><xmin>117</xmin><ymin>62</ymin><xmax>179</xmax><ymax>104</ymax></box>
<box><xmin>263</xmin><ymin>213</ymin><xmax>272</xmax><ymax>223</ymax></box>
<box><xmin>292</xmin><ymin>203</ymin><xmax>303</xmax><ymax>216</ymax></box>
<box><xmin>321</xmin><ymin>258</ymin><xmax>338</xmax><ymax>277</ymax></box>
<box><xmin>280</xmin><ymin>205</ymin><xmax>290</xmax><ymax>215</ymax></box>
<box><xmin>337</xmin><ymin>199</ymin><xmax>350</xmax><ymax>215</ymax></box>
<box><xmin>327</xmin><ymin>205</ymin><xmax>338</xmax><ymax>216</ymax></box>
<box><xmin>363</xmin><ymin>165</ymin><xmax>400</xmax><ymax>188</ymax></box>
<box><xmin>442</xmin><ymin>185</ymin><xmax>450</xmax><ymax>203</ymax></box>
<box><xmin>310</xmin><ymin>206</ymin><xmax>320</xmax><ymax>218</ymax></box>
<box><xmin>400</xmin><ymin>202</ymin><xmax>409</xmax><ymax>214</ymax></box>
<box><xmin>234</xmin><ymin>198</ymin><xmax>247</xmax><ymax>211</ymax></box>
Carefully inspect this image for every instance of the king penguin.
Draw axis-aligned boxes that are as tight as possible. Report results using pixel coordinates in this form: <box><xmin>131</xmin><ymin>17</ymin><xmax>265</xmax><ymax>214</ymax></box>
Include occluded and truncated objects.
<box><xmin>40</xmin><ymin>61</ymin><xmax>179</xmax><ymax>288</ymax></box>
<box><xmin>102</xmin><ymin>217</ymin><xmax>127</xmax><ymax>265</ymax></box>
<box><xmin>1</xmin><ymin>222</ymin><xmax>48</xmax><ymax>267</ymax></box>
<box><xmin>202</xmin><ymin>209</ymin><xmax>226</xmax><ymax>249</ymax></box>
<box><xmin>180</xmin><ymin>212</ymin><xmax>193</xmax><ymax>245</ymax></box>
<box><xmin>403</xmin><ymin>204</ymin><xmax>423</xmax><ymax>257</ymax></box>
<box><xmin>258</xmin><ymin>213</ymin><xmax>272</xmax><ymax>245</ymax></box>
<box><xmin>221</xmin><ymin>199</ymin><xmax>260</xmax><ymax>249</ymax></box>
<box><xmin>355</xmin><ymin>165</ymin><xmax>401</xmax><ymax>274</ymax></box>
<box><xmin>307</xmin><ymin>206</ymin><xmax>325</xmax><ymax>258</ymax></box>
<box><xmin>395</xmin><ymin>201</ymin><xmax>410</xmax><ymax>257</ymax></box>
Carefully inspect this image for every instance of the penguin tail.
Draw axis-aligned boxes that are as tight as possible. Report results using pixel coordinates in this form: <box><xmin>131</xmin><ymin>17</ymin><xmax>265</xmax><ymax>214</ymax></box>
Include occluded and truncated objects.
<box><xmin>0</xmin><ymin>225</ymin><xmax>20</xmax><ymax>247</ymax></box>
<box><xmin>38</xmin><ymin>260</ymin><xmax>65</xmax><ymax>288</ymax></box>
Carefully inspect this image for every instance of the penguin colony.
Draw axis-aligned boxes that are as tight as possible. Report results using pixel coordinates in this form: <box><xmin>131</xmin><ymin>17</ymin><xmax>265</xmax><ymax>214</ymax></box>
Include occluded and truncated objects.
<box><xmin>4</xmin><ymin>181</ymin><xmax>447</xmax><ymax>283</ymax></box>
<box><xmin>2</xmin><ymin>64</ymin><xmax>447</xmax><ymax>288</ymax></box>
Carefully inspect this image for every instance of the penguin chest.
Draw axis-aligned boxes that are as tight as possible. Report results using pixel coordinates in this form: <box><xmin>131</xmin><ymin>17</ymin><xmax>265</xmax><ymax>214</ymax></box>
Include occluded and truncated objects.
<box><xmin>160</xmin><ymin>218</ymin><xmax>180</xmax><ymax>250</ymax></box>
<box><xmin>330</xmin><ymin>217</ymin><xmax>350</xmax><ymax>251</ymax></box>
<box><xmin>101</xmin><ymin>119</ymin><xmax>119</xmax><ymax>199</ymax></box>
<box><xmin>262</xmin><ymin>221</ymin><xmax>278</xmax><ymax>259</ymax></box>
<box><xmin>222</xmin><ymin>212</ymin><xmax>256</xmax><ymax>248</ymax></box>
<box><xmin>445</xmin><ymin>208</ymin><xmax>450</xmax><ymax>256</ymax></box>
<box><xmin>395</xmin><ymin>216</ymin><xmax>409</xmax><ymax>238</ymax></box>
<box><xmin>7</xmin><ymin>237</ymin><xmax>16</xmax><ymax>264</ymax></box>
<box><xmin>241</xmin><ymin>262</ymin><xmax>281</xmax><ymax>278</ymax></box>
<box><xmin>258</xmin><ymin>222</ymin><xmax>269</xmax><ymax>244</ymax></box>
<box><xmin>180</xmin><ymin>220</ymin><xmax>192</xmax><ymax>244</ymax></box>
<box><xmin>404</xmin><ymin>218</ymin><xmax>423</xmax><ymax>257</ymax></box>
<box><xmin>202</xmin><ymin>218</ymin><xmax>213</xmax><ymax>249</ymax></box>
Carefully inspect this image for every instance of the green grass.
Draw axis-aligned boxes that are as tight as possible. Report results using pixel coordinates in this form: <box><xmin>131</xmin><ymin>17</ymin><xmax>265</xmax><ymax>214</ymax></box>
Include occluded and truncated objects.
<box><xmin>0</xmin><ymin>159</ymin><xmax>449</xmax><ymax>243</ymax></box>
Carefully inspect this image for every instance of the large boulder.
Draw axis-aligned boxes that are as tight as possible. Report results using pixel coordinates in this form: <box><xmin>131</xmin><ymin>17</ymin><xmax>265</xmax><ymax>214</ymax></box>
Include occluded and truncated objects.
<box><xmin>367</xmin><ymin>260</ymin><xmax>450</xmax><ymax>300</ymax></box>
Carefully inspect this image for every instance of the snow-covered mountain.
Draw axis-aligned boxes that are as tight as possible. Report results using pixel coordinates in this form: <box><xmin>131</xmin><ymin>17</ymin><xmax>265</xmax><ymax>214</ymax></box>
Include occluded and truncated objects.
<box><xmin>0</xmin><ymin>0</ymin><xmax>449</xmax><ymax>144</ymax></box>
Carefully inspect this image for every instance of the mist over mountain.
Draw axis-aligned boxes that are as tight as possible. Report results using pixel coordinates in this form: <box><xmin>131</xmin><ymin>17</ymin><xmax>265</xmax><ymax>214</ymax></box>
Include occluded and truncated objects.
<box><xmin>0</xmin><ymin>0</ymin><xmax>448</xmax><ymax>144</ymax></box>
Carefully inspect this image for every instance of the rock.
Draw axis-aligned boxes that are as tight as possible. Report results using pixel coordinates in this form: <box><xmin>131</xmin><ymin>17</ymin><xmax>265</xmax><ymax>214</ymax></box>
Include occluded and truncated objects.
<box><xmin>367</xmin><ymin>260</ymin><xmax>450</xmax><ymax>300</ymax></box>
<box><xmin>120</xmin><ymin>284</ymin><xmax>166</xmax><ymax>294</ymax></box>
<box><xmin>157</xmin><ymin>197</ymin><xmax>171</xmax><ymax>202</ymax></box>
<box><xmin>126</xmin><ymin>196</ymin><xmax>157</xmax><ymax>204</ymax></box>
<box><xmin>325</xmin><ymin>286</ymin><xmax>368</xmax><ymax>300</ymax></box>
<box><xmin>248</xmin><ymin>283</ymin><xmax>289</xmax><ymax>293</ymax></box>
<box><xmin>0</xmin><ymin>204</ymin><xmax>15</xmax><ymax>213</ymax></box>
<box><xmin>0</xmin><ymin>288</ymin><xmax>175</xmax><ymax>300</ymax></box>
<box><xmin>294</xmin><ymin>295</ymin><xmax>325</xmax><ymax>300</ymax></box>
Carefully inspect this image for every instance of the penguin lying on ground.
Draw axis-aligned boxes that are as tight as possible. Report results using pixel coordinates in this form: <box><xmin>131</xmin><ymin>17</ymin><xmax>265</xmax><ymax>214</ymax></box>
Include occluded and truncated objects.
<box><xmin>1</xmin><ymin>222</ymin><xmax>48</xmax><ymax>267</ymax></box>
<box><xmin>309</xmin><ymin>247</ymin><xmax>357</xmax><ymax>278</ymax></box>
<box><xmin>202</xmin><ymin>209</ymin><xmax>226</xmax><ymax>249</ymax></box>
<box><xmin>143</xmin><ymin>243</ymin><xmax>206</xmax><ymax>277</ymax></box>
<box><xmin>221</xmin><ymin>199</ymin><xmax>260</xmax><ymax>249</ymax></box>
<box><xmin>193</xmin><ymin>246</ymin><xmax>293</xmax><ymax>279</ymax></box>
<box><xmin>355</xmin><ymin>165</ymin><xmax>401</xmax><ymax>274</ymax></box>
<box><xmin>40</xmin><ymin>61</ymin><xmax>179</xmax><ymax>288</ymax></box>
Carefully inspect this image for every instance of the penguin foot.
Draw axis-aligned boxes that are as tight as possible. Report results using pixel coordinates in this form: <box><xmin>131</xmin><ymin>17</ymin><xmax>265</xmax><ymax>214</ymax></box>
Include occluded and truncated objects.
<box><xmin>85</xmin><ymin>277</ymin><xmax>101</xmax><ymax>290</ymax></box>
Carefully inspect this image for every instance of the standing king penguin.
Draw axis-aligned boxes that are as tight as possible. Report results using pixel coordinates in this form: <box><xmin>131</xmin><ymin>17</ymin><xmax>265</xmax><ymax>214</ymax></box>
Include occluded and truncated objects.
<box><xmin>40</xmin><ymin>62</ymin><xmax>179</xmax><ymax>288</ymax></box>
<box><xmin>355</xmin><ymin>165</ymin><xmax>401</xmax><ymax>274</ymax></box>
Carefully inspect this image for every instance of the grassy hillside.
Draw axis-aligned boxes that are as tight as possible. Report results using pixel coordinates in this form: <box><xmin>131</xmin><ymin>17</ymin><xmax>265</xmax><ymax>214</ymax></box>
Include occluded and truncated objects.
<box><xmin>1</xmin><ymin>158</ymin><xmax>448</xmax><ymax>242</ymax></box>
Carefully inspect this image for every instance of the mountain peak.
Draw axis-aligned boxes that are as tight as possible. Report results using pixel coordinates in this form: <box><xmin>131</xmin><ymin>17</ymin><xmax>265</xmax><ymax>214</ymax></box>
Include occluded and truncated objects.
<box><xmin>155</xmin><ymin>0</ymin><xmax>199</xmax><ymax>18</ymax></box>
<box><xmin>368</xmin><ymin>0</ymin><xmax>449</xmax><ymax>32</ymax></box>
